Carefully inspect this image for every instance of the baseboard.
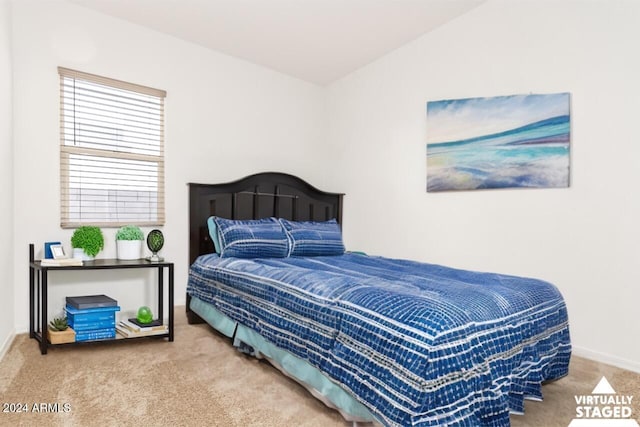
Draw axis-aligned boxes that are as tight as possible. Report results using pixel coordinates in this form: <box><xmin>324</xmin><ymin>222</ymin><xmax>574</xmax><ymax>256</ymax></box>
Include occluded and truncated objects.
<box><xmin>0</xmin><ymin>329</ymin><xmax>16</xmax><ymax>362</ymax></box>
<box><xmin>572</xmin><ymin>345</ymin><xmax>640</xmax><ymax>374</ymax></box>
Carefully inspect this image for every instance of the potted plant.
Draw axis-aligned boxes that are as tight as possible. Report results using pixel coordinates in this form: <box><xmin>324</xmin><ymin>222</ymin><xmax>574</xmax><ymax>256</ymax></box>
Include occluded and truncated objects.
<box><xmin>71</xmin><ymin>226</ymin><xmax>104</xmax><ymax>260</ymax></box>
<box><xmin>48</xmin><ymin>316</ymin><xmax>75</xmax><ymax>344</ymax></box>
<box><xmin>116</xmin><ymin>225</ymin><xmax>144</xmax><ymax>260</ymax></box>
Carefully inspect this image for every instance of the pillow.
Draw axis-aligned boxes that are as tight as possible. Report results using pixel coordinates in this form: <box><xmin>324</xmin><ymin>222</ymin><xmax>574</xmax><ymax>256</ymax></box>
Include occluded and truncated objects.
<box><xmin>206</xmin><ymin>216</ymin><xmax>222</xmax><ymax>254</ymax></box>
<box><xmin>214</xmin><ymin>217</ymin><xmax>289</xmax><ymax>258</ymax></box>
<box><xmin>279</xmin><ymin>218</ymin><xmax>345</xmax><ymax>257</ymax></box>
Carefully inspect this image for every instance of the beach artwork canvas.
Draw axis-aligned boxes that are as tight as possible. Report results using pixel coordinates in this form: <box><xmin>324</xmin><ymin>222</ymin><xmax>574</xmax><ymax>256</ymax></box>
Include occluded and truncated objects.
<box><xmin>426</xmin><ymin>93</ymin><xmax>570</xmax><ymax>192</ymax></box>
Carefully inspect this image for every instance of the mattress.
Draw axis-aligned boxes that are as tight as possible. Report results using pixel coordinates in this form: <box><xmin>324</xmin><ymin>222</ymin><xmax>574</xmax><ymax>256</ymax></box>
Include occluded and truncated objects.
<box><xmin>187</xmin><ymin>252</ymin><xmax>571</xmax><ymax>426</ymax></box>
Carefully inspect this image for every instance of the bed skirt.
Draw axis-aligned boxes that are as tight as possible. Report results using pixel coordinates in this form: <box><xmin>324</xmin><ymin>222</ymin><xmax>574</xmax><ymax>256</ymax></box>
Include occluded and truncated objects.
<box><xmin>189</xmin><ymin>295</ymin><xmax>378</xmax><ymax>424</ymax></box>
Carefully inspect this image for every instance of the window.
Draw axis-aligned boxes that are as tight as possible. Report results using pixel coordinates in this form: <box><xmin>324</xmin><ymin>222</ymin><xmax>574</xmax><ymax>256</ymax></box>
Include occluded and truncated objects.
<box><xmin>59</xmin><ymin>67</ymin><xmax>166</xmax><ymax>228</ymax></box>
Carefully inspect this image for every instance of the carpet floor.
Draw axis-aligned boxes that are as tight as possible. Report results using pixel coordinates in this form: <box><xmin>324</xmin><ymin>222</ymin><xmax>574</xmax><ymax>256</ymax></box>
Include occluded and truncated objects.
<box><xmin>1</xmin><ymin>307</ymin><xmax>638</xmax><ymax>426</ymax></box>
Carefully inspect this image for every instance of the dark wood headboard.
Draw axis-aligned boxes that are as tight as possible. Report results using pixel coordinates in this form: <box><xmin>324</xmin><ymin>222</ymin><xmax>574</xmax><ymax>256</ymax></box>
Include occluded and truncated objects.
<box><xmin>188</xmin><ymin>172</ymin><xmax>344</xmax><ymax>265</ymax></box>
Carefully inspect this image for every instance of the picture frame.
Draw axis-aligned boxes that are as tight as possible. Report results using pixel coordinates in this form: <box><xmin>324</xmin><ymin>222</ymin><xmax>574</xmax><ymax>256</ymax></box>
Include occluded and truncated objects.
<box><xmin>426</xmin><ymin>92</ymin><xmax>570</xmax><ymax>192</ymax></box>
<box><xmin>50</xmin><ymin>244</ymin><xmax>67</xmax><ymax>259</ymax></box>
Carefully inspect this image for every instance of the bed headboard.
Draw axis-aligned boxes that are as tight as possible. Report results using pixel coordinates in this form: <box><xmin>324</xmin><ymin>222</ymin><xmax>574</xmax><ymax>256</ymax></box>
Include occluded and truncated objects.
<box><xmin>188</xmin><ymin>172</ymin><xmax>344</xmax><ymax>264</ymax></box>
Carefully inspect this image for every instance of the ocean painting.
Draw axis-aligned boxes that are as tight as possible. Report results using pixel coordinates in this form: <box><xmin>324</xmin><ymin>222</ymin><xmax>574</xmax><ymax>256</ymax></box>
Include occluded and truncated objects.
<box><xmin>426</xmin><ymin>93</ymin><xmax>570</xmax><ymax>192</ymax></box>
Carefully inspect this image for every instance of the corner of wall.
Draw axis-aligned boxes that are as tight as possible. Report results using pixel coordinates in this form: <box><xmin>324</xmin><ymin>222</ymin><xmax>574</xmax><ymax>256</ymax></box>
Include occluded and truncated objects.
<box><xmin>0</xmin><ymin>0</ymin><xmax>16</xmax><ymax>356</ymax></box>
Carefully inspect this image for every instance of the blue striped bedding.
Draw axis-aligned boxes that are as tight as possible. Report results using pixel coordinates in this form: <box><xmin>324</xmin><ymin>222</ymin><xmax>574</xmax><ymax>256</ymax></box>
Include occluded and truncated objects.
<box><xmin>187</xmin><ymin>253</ymin><xmax>571</xmax><ymax>426</ymax></box>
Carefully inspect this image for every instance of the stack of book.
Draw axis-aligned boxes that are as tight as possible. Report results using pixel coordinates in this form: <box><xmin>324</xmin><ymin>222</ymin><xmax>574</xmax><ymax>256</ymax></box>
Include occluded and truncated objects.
<box><xmin>116</xmin><ymin>318</ymin><xmax>168</xmax><ymax>338</ymax></box>
<box><xmin>65</xmin><ymin>295</ymin><xmax>120</xmax><ymax>342</ymax></box>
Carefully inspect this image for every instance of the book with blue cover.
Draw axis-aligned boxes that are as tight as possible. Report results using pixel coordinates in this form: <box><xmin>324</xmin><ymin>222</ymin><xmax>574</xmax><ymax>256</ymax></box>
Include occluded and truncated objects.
<box><xmin>69</xmin><ymin>319</ymin><xmax>116</xmax><ymax>331</ymax></box>
<box><xmin>66</xmin><ymin>305</ymin><xmax>120</xmax><ymax>328</ymax></box>
<box><xmin>66</xmin><ymin>294</ymin><xmax>117</xmax><ymax>310</ymax></box>
<box><xmin>65</xmin><ymin>305</ymin><xmax>121</xmax><ymax>315</ymax></box>
<box><xmin>68</xmin><ymin>311</ymin><xmax>115</xmax><ymax>323</ymax></box>
<box><xmin>74</xmin><ymin>328</ymin><xmax>116</xmax><ymax>342</ymax></box>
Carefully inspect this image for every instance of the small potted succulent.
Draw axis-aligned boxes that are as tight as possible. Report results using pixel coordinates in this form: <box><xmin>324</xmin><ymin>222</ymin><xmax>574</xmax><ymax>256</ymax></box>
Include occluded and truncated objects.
<box><xmin>48</xmin><ymin>316</ymin><xmax>75</xmax><ymax>344</ymax></box>
<box><xmin>71</xmin><ymin>226</ymin><xmax>104</xmax><ymax>260</ymax></box>
<box><xmin>116</xmin><ymin>225</ymin><xmax>144</xmax><ymax>260</ymax></box>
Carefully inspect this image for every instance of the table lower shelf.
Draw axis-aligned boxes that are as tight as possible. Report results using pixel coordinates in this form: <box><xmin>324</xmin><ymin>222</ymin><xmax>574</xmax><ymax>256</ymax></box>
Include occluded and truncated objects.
<box><xmin>32</xmin><ymin>330</ymin><xmax>172</xmax><ymax>351</ymax></box>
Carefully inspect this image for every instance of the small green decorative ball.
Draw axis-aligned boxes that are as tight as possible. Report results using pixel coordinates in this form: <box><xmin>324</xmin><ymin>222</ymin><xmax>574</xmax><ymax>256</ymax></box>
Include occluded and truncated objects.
<box><xmin>137</xmin><ymin>306</ymin><xmax>153</xmax><ymax>324</ymax></box>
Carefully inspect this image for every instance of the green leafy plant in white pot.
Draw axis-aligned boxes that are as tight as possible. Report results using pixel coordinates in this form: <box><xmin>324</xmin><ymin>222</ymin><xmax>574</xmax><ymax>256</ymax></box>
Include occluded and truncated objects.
<box><xmin>71</xmin><ymin>226</ymin><xmax>104</xmax><ymax>260</ymax></box>
<box><xmin>116</xmin><ymin>225</ymin><xmax>144</xmax><ymax>260</ymax></box>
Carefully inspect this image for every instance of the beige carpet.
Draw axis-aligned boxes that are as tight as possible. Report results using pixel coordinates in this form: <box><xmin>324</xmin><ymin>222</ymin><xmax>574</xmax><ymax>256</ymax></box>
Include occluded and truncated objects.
<box><xmin>1</xmin><ymin>308</ymin><xmax>638</xmax><ymax>426</ymax></box>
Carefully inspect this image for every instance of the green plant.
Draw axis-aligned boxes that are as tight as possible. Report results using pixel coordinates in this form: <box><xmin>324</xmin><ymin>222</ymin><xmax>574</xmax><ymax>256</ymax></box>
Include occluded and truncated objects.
<box><xmin>116</xmin><ymin>225</ymin><xmax>144</xmax><ymax>241</ymax></box>
<box><xmin>49</xmin><ymin>316</ymin><xmax>69</xmax><ymax>331</ymax></box>
<box><xmin>71</xmin><ymin>226</ymin><xmax>104</xmax><ymax>257</ymax></box>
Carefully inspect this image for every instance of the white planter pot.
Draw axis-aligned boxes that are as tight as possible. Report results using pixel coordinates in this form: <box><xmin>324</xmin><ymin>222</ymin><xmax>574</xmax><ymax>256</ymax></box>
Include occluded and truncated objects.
<box><xmin>117</xmin><ymin>240</ymin><xmax>142</xmax><ymax>260</ymax></box>
<box><xmin>72</xmin><ymin>248</ymin><xmax>95</xmax><ymax>261</ymax></box>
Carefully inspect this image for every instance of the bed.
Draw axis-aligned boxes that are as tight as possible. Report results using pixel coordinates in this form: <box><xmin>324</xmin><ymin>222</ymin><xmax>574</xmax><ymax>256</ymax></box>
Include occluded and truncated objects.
<box><xmin>186</xmin><ymin>172</ymin><xmax>571</xmax><ymax>427</ymax></box>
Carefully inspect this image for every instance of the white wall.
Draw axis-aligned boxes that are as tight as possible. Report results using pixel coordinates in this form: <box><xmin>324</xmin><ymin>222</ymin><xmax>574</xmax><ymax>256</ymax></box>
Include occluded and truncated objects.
<box><xmin>0</xmin><ymin>0</ymin><xmax>14</xmax><ymax>357</ymax></box>
<box><xmin>11</xmin><ymin>0</ymin><xmax>326</xmax><ymax>330</ymax></box>
<box><xmin>8</xmin><ymin>0</ymin><xmax>639</xmax><ymax>373</ymax></box>
<box><xmin>326</xmin><ymin>0</ymin><xmax>640</xmax><ymax>371</ymax></box>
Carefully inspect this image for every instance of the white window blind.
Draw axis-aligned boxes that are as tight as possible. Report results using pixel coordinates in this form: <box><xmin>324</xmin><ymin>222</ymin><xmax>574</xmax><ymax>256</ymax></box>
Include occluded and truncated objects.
<box><xmin>59</xmin><ymin>67</ymin><xmax>166</xmax><ymax>228</ymax></box>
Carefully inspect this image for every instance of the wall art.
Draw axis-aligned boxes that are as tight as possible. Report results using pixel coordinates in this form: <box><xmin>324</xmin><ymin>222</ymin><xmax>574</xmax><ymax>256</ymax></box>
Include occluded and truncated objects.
<box><xmin>426</xmin><ymin>93</ymin><xmax>570</xmax><ymax>192</ymax></box>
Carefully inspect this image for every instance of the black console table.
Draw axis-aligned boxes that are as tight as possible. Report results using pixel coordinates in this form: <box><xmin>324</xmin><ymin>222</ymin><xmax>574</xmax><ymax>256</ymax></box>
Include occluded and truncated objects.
<box><xmin>29</xmin><ymin>244</ymin><xmax>174</xmax><ymax>354</ymax></box>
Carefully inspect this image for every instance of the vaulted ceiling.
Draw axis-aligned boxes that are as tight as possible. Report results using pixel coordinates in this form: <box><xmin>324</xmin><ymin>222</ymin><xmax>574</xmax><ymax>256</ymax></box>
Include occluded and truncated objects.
<box><xmin>70</xmin><ymin>0</ymin><xmax>485</xmax><ymax>85</ymax></box>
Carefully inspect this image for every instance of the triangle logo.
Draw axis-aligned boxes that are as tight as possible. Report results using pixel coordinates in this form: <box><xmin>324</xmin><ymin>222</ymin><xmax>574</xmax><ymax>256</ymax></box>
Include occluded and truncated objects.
<box><xmin>592</xmin><ymin>376</ymin><xmax>616</xmax><ymax>394</ymax></box>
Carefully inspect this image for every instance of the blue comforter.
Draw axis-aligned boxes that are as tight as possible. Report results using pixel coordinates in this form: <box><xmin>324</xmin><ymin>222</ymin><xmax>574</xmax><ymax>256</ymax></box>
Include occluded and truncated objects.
<box><xmin>187</xmin><ymin>253</ymin><xmax>571</xmax><ymax>426</ymax></box>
